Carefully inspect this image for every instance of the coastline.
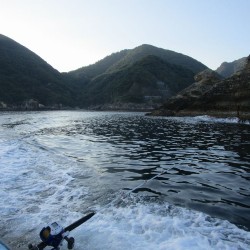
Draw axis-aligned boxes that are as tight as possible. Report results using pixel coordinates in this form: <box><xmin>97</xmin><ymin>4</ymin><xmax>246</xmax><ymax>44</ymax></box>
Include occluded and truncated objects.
<box><xmin>147</xmin><ymin>109</ymin><xmax>250</xmax><ymax>122</ymax></box>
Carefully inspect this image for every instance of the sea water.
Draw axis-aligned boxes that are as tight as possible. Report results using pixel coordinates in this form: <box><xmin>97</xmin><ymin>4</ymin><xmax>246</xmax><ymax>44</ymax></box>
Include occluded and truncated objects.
<box><xmin>0</xmin><ymin>111</ymin><xmax>249</xmax><ymax>249</ymax></box>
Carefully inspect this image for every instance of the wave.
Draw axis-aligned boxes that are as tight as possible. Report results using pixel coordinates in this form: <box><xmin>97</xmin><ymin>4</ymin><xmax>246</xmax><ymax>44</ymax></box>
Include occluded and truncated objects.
<box><xmin>73</xmin><ymin>193</ymin><xmax>250</xmax><ymax>250</ymax></box>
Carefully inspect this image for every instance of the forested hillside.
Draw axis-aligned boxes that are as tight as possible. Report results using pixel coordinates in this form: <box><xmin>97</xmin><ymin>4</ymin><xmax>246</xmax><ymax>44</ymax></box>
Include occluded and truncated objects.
<box><xmin>0</xmin><ymin>34</ymin><xmax>208</xmax><ymax>110</ymax></box>
<box><xmin>0</xmin><ymin>34</ymin><xmax>75</xmax><ymax>107</ymax></box>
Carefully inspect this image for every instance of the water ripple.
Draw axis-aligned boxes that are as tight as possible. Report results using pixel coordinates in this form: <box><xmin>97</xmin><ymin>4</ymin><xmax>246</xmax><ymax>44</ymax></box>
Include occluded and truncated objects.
<box><xmin>3</xmin><ymin>112</ymin><xmax>249</xmax><ymax>231</ymax></box>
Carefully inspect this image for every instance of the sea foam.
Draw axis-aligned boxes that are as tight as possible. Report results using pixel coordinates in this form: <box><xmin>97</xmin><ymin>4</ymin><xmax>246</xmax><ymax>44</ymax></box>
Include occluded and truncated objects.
<box><xmin>71</xmin><ymin>196</ymin><xmax>250</xmax><ymax>250</ymax></box>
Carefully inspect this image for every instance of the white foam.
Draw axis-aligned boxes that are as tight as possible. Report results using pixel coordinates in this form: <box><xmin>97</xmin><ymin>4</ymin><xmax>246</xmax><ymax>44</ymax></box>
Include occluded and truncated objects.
<box><xmin>193</xmin><ymin>115</ymin><xmax>244</xmax><ymax>124</ymax></box>
<box><xmin>70</xmin><ymin>199</ymin><xmax>250</xmax><ymax>250</ymax></box>
<box><xmin>0</xmin><ymin>137</ymin><xmax>90</xmax><ymax>242</ymax></box>
<box><xmin>161</xmin><ymin>115</ymin><xmax>250</xmax><ymax>125</ymax></box>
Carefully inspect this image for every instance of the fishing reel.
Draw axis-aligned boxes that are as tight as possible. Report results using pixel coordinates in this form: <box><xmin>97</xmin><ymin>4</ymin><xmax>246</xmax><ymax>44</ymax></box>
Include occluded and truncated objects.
<box><xmin>28</xmin><ymin>222</ymin><xmax>74</xmax><ymax>250</ymax></box>
<box><xmin>28</xmin><ymin>212</ymin><xmax>95</xmax><ymax>250</ymax></box>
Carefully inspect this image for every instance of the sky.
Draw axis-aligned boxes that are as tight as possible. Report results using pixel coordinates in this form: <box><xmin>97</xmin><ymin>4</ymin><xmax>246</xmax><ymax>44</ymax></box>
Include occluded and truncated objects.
<box><xmin>0</xmin><ymin>0</ymin><xmax>249</xmax><ymax>72</ymax></box>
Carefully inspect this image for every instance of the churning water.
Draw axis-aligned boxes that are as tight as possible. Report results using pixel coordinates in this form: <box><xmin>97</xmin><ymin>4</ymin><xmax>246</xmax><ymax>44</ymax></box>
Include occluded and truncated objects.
<box><xmin>0</xmin><ymin>111</ymin><xmax>249</xmax><ymax>249</ymax></box>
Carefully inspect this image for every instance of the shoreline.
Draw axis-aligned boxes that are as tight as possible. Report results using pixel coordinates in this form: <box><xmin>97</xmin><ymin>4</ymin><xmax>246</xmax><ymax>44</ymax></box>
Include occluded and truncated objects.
<box><xmin>147</xmin><ymin>109</ymin><xmax>250</xmax><ymax>121</ymax></box>
<box><xmin>1</xmin><ymin>108</ymin><xmax>250</xmax><ymax>122</ymax></box>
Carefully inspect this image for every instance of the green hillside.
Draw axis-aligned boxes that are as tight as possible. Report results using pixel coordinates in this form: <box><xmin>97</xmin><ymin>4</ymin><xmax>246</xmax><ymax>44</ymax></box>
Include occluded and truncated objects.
<box><xmin>0</xmin><ymin>35</ymin><xmax>208</xmax><ymax>110</ymax></box>
<box><xmin>0</xmin><ymin>34</ymin><xmax>74</xmax><ymax>106</ymax></box>
<box><xmin>79</xmin><ymin>55</ymin><xmax>195</xmax><ymax>107</ymax></box>
<box><xmin>68</xmin><ymin>44</ymin><xmax>207</xmax><ymax>83</ymax></box>
<box><xmin>107</xmin><ymin>44</ymin><xmax>207</xmax><ymax>74</ymax></box>
<box><xmin>67</xmin><ymin>44</ymin><xmax>207</xmax><ymax>108</ymax></box>
<box><xmin>69</xmin><ymin>49</ymin><xmax>129</xmax><ymax>79</ymax></box>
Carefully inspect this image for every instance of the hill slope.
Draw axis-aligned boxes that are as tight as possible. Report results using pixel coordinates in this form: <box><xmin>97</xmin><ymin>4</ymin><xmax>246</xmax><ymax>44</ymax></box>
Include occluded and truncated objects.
<box><xmin>69</xmin><ymin>49</ymin><xmax>129</xmax><ymax>79</ymax></box>
<box><xmin>106</xmin><ymin>44</ymin><xmax>207</xmax><ymax>74</ymax></box>
<box><xmin>68</xmin><ymin>44</ymin><xmax>207</xmax><ymax>108</ymax></box>
<box><xmin>0</xmin><ymin>35</ymin><xmax>208</xmax><ymax>109</ymax></box>
<box><xmin>0</xmin><ymin>34</ymin><xmax>74</xmax><ymax>107</ymax></box>
<box><xmin>216</xmin><ymin>57</ymin><xmax>247</xmax><ymax>78</ymax></box>
<box><xmin>151</xmin><ymin>55</ymin><xmax>250</xmax><ymax>119</ymax></box>
<box><xmin>68</xmin><ymin>44</ymin><xmax>207</xmax><ymax>82</ymax></box>
<box><xmin>79</xmin><ymin>55</ymin><xmax>196</xmax><ymax>108</ymax></box>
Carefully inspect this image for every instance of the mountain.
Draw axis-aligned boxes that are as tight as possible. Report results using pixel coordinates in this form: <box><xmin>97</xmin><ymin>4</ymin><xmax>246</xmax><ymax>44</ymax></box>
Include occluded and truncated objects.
<box><xmin>0</xmin><ymin>35</ymin><xmax>208</xmax><ymax>110</ymax></box>
<box><xmin>0</xmin><ymin>34</ymin><xmax>75</xmax><ymax>107</ymax></box>
<box><xmin>216</xmin><ymin>57</ymin><xmax>247</xmax><ymax>78</ymax></box>
<box><xmin>150</xmin><ymin>55</ymin><xmax>250</xmax><ymax>120</ymax></box>
<box><xmin>106</xmin><ymin>44</ymin><xmax>207</xmax><ymax>74</ymax></box>
<box><xmin>68</xmin><ymin>44</ymin><xmax>207</xmax><ymax>81</ymax></box>
<box><xmin>68</xmin><ymin>44</ymin><xmax>207</xmax><ymax>108</ymax></box>
<box><xmin>69</xmin><ymin>49</ymin><xmax>129</xmax><ymax>80</ymax></box>
<box><xmin>152</xmin><ymin>69</ymin><xmax>222</xmax><ymax>113</ymax></box>
<box><xmin>79</xmin><ymin>55</ymin><xmax>196</xmax><ymax>107</ymax></box>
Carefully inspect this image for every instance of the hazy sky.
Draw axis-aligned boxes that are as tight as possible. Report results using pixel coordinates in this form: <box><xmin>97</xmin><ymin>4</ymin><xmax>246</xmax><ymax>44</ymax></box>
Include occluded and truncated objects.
<box><xmin>1</xmin><ymin>0</ymin><xmax>249</xmax><ymax>72</ymax></box>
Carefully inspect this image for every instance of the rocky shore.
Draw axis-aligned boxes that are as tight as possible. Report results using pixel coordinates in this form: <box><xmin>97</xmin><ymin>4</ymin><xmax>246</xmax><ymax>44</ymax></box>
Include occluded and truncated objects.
<box><xmin>149</xmin><ymin>55</ymin><xmax>250</xmax><ymax>121</ymax></box>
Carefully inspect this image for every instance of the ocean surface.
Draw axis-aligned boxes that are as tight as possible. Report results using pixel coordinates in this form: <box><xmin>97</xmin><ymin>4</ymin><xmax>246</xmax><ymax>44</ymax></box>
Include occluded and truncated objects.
<box><xmin>0</xmin><ymin>111</ymin><xmax>250</xmax><ymax>250</ymax></box>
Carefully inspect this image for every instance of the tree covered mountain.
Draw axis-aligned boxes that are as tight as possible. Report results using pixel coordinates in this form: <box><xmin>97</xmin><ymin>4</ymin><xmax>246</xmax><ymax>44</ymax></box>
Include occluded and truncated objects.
<box><xmin>106</xmin><ymin>44</ymin><xmax>207</xmax><ymax>74</ymax></box>
<box><xmin>0</xmin><ymin>34</ymin><xmax>75</xmax><ymax>107</ymax></box>
<box><xmin>0</xmin><ymin>34</ymin><xmax>208</xmax><ymax>109</ymax></box>
<box><xmin>69</xmin><ymin>49</ymin><xmax>129</xmax><ymax>80</ymax></box>
<box><xmin>68</xmin><ymin>44</ymin><xmax>207</xmax><ymax>81</ymax></box>
<box><xmin>79</xmin><ymin>55</ymin><xmax>196</xmax><ymax>107</ymax></box>
<box><xmin>67</xmin><ymin>44</ymin><xmax>207</xmax><ymax>108</ymax></box>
